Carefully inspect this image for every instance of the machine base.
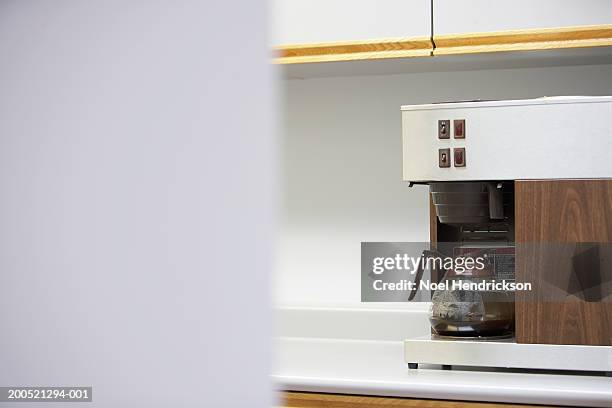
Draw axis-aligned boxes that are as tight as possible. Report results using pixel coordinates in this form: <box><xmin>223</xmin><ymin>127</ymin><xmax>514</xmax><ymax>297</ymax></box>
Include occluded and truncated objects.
<box><xmin>405</xmin><ymin>336</ymin><xmax>612</xmax><ymax>373</ymax></box>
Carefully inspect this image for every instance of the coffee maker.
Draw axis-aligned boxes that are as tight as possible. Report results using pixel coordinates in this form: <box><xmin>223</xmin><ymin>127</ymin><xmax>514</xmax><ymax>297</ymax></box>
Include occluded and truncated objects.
<box><xmin>401</xmin><ymin>96</ymin><xmax>612</xmax><ymax>373</ymax></box>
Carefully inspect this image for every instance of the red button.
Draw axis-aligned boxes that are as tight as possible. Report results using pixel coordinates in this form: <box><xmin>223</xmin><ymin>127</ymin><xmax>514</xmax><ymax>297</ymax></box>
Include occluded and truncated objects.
<box><xmin>454</xmin><ymin>148</ymin><xmax>465</xmax><ymax>167</ymax></box>
<box><xmin>454</xmin><ymin>120</ymin><xmax>465</xmax><ymax>138</ymax></box>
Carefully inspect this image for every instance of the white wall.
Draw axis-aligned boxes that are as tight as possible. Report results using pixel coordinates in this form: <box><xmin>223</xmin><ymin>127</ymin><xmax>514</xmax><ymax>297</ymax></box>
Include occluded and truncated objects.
<box><xmin>276</xmin><ymin>64</ymin><xmax>612</xmax><ymax>307</ymax></box>
<box><xmin>0</xmin><ymin>1</ymin><xmax>275</xmax><ymax>407</ymax></box>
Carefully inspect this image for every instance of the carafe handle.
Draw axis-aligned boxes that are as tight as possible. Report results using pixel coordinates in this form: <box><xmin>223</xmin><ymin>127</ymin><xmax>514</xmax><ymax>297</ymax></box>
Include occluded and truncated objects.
<box><xmin>408</xmin><ymin>249</ymin><xmax>447</xmax><ymax>301</ymax></box>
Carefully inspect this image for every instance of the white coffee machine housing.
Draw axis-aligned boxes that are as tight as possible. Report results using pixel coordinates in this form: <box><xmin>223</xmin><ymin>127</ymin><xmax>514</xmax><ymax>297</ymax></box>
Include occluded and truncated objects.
<box><xmin>402</xmin><ymin>96</ymin><xmax>612</xmax><ymax>182</ymax></box>
<box><xmin>401</xmin><ymin>96</ymin><xmax>612</xmax><ymax>374</ymax></box>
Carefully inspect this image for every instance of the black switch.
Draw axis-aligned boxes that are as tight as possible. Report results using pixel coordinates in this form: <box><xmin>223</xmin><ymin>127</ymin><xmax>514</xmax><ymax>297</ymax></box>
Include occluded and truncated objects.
<box><xmin>438</xmin><ymin>120</ymin><xmax>450</xmax><ymax>139</ymax></box>
<box><xmin>439</xmin><ymin>148</ymin><xmax>451</xmax><ymax>168</ymax></box>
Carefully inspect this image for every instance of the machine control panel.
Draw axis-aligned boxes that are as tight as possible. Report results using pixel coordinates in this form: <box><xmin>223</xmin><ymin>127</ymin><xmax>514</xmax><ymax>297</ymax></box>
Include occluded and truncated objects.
<box><xmin>438</xmin><ymin>119</ymin><xmax>466</xmax><ymax>168</ymax></box>
<box><xmin>402</xmin><ymin>96</ymin><xmax>612</xmax><ymax>181</ymax></box>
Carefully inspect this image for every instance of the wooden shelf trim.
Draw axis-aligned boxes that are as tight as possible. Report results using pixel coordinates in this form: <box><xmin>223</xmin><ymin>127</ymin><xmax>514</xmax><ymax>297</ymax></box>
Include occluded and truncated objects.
<box><xmin>433</xmin><ymin>24</ymin><xmax>612</xmax><ymax>55</ymax></box>
<box><xmin>274</xmin><ymin>37</ymin><xmax>432</xmax><ymax>64</ymax></box>
<box><xmin>273</xmin><ymin>25</ymin><xmax>612</xmax><ymax>64</ymax></box>
<box><xmin>281</xmin><ymin>391</ymin><xmax>557</xmax><ymax>408</ymax></box>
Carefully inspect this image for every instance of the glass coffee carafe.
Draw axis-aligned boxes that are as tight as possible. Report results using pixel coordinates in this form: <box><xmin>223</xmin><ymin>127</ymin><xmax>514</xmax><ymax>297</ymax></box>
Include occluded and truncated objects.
<box><xmin>412</xmin><ymin>248</ymin><xmax>515</xmax><ymax>338</ymax></box>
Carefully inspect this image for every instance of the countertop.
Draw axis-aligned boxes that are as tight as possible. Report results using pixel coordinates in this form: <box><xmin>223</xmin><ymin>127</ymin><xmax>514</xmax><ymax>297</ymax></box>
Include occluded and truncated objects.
<box><xmin>273</xmin><ymin>306</ymin><xmax>612</xmax><ymax>407</ymax></box>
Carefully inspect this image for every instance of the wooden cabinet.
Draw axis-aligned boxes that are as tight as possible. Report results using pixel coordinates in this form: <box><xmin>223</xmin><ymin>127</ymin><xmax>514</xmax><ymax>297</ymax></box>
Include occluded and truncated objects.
<box><xmin>273</xmin><ymin>0</ymin><xmax>612</xmax><ymax>64</ymax></box>
<box><xmin>281</xmin><ymin>392</ymin><xmax>557</xmax><ymax>407</ymax></box>
<box><xmin>515</xmin><ymin>180</ymin><xmax>612</xmax><ymax>346</ymax></box>
<box><xmin>273</xmin><ymin>0</ymin><xmax>612</xmax><ymax>47</ymax></box>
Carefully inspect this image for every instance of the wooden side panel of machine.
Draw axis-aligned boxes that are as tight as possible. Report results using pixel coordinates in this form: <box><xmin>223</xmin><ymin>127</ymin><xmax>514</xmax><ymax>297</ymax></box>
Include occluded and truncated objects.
<box><xmin>429</xmin><ymin>194</ymin><xmax>438</xmax><ymax>247</ymax></box>
<box><xmin>515</xmin><ymin>180</ymin><xmax>612</xmax><ymax>346</ymax></box>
